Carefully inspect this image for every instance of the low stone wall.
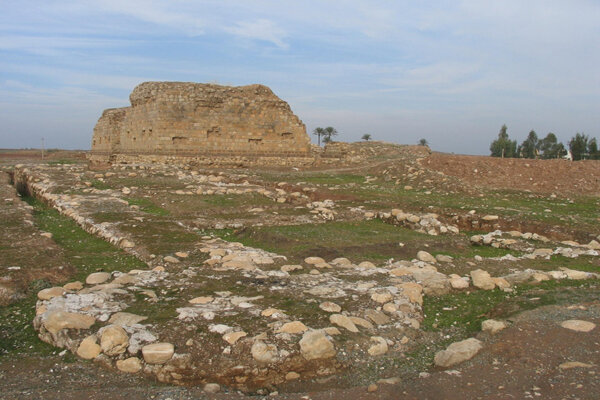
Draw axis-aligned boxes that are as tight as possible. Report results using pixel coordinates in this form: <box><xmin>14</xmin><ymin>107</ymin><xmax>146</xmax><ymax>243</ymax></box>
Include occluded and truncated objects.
<box><xmin>87</xmin><ymin>151</ymin><xmax>345</xmax><ymax>169</ymax></box>
<box><xmin>11</xmin><ymin>167</ymin><xmax>147</xmax><ymax>263</ymax></box>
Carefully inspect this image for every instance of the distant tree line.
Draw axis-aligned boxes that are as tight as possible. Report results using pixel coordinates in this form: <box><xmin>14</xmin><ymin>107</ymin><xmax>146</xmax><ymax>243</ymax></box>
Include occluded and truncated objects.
<box><xmin>490</xmin><ymin>124</ymin><xmax>599</xmax><ymax>160</ymax></box>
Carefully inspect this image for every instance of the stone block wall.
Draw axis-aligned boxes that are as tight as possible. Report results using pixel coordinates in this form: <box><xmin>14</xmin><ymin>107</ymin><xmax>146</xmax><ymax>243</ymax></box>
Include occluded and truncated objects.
<box><xmin>90</xmin><ymin>82</ymin><xmax>312</xmax><ymax>163</ymax></box>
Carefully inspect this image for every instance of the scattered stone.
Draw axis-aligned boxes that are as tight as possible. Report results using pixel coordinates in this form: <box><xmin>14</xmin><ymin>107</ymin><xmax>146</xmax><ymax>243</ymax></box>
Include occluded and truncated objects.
<box><xmin>350</xmin><ymin>316</ymin><xmax>374</xmax><ymax>330</ymax></box>
<box><xmin>482</xmin><ymin>215</ymin><xmax>499</xmax><ymax>221</ymax></box>
<box><xmin>397</xmin><ymin>282</ymin><xmax>424</xmax><ymax>304</ymax></box>
<box><xmin>100</xmin><ymin>325</ymin><xmax>129</xmax><ymax>356</ymax></box>
<box><xmin>164</xmin><ymin>256</ymin><xmax>180</xmax><ymax>263</ymax></box>
<box><xmin>299</xmin><ymin>330</ymin><xmax>336</xmax><ymax>360</ymax></box>
<box><xmin>330</xmin><ymin>257</ymin><xmax>352</xmax><ymax>266</ymax></box>
<box><xmin>492</xmin><ymin>277</ymin><xmax>510</xmax><ymax>289</ymax></box>
<box><xmin>251</xmin><ymin>340</ymin><xmax>278</xmax><ymax>363</ymax></box>
<box><xmin>434</xmin><ymin>338</ymin><xmax>483</xmax><ymax>368</ymax></box>
<box><xmin>563</xmin><ymin>269</ymin><xmax>589</xmax><ymax>280</ymax></box>
<box><xmin>330</xmin><ymin>314</ymin><xmax>359</xmax><ymax>332</ymax></box>
<box><xmin>37</xmin><ymin>287</ymin><xmax>65</xmax><ymax>300</ymax></box>
<box><xmin>367</xmin><ymin>336</ymin><xmax>388</xmax><ymax>356</ymax></box>
<box><xmin>378</xmin><ymin>377</ymin><xmax>401</xmax><ymax>385</ymax></box>
<box><xmin>559</xmin><ymin>361</ymin><xmax>594</xmax><ymax>369</ymax></box>
<box><xmin>417</xmin><ymin>250</ymin><xmax>437</xmax><ymax>263</ymax></box>
<box><xmin>436</xmin><ymin>254</ymin><xmax>454</xmax><ymax>263</ymax></box>
<box><xmin>449</xmin><ymin>276</ymin><xmax>469</xmax><ymax>289</ymax></box>
<box><xmin>365</xmin><ymin>310</ymin><xmax>391</xmax><ymax>325</ymax></box>
<box><xmin>116</xmin><ymin>357</ymin><xmax>142</xmax><ymax>373</ymax></box>
<box><xmin>43</xmin><ymin>311</ymin><xmax>96</xmax><ymax>335</ymax></box>
<box><xmin>223</xmin><ymin>331</ymin><xmax>247</xmax><ymax>345</ymax></box>
<box><xmin>281</xmin><ymin>264</ymin><xmax>303</xmax><ymax>273</ymax></box>
<box><xmin>86</xmin><ymin>272</ymin><xmax>111</xmax><ymax>285</ymax></box>
<box><xmin>261</xmin><ymin>308</ymin><xmax>282</xmax><ymax>317</ymax></box>
<box><xmin>120</xmin><ymin>239</ymin><xmax>135</xmax><ymax>248</ymax></box>
<box><xmin>175</xmin><ymin>251</ymin><xmax>189</xmax><ymax>258</ymax></box>
<box><xmin>319</xmin><ymin>302</ymin><xmax>342</xmax><ymax>313</ymax></box>
<box><xmin>371</xmin><ymin>292</ymin><xmax>393</xmax><ymax>304</ymax></box>
<box><xmin>203</xmin><ymin>383</ymin><xmax>221</xmax><ymax>393</ymax></box>
<box><xmin>482</xmin><ymin>319</ymin><xmax>507</xmax><ymax>334</ymax></box>
<box><xmin>189</xmin><ymin>296</ymin><xmax>214</xmax><ymax>304</ymax></box>
<box><xmin>323</xmin><ymin>327</ymin><xmax>341</xmax><ymax>336</ymax></box>
<box><xmin>276</xmin><ymin>321</ymin><xmax>308</xmax><ymax>334</ymax></box>
<box><xmin>358</xmin><ymin>261</ymin><xmax>376</xmax><ymax>269</ymax></box>
<box><xmin>108</xmin><ymin>312</ymin><xmax>147</xmax><ymax>326</ymax></box>
<box><xmin>304</xmin><ymin>256</ymin><xmax>326</xmax><ymax>265</ymax></box>
<box><xmin>367</xmin><ymin>384</ymin><xmax>378</xmax><ymax>392</ymax></box>
<box><xmin>142</xmin><ymin>342</ymin><xmax>174</xmax><ymax>364</ymax></box>
<box><xmin>382</xmin><ymin>303</ymin><xmax>398</xmax><ymax>313</ymax></box>
<box><xmin>76</xmin><ymin>336</ymin><xmax>101</xmax><ymax>359</ymax></box>
<box><xmin>560</xmin><ymin>320</ymin><xmax>596</xmax><ymax>332</ymax></box>
<box><xmin>285</xmin><ymin>371</ymin><xmax>300</xmax><ymax>381</ymax></box>
<box><xmin>63</xmin><ymin>281</ymin><xmax>83</xmax><ymax>291</ymax></box>
<box><xmin>470</xmin><ymin>269</ymin><xmax>496</xmax><ymax>290</ymax></box>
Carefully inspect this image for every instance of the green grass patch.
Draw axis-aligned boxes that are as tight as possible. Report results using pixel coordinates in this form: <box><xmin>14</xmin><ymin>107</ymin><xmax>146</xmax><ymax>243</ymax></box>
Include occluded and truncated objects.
<box><xmin>24</xmin><ymin>197</ymin><xmax>146</xmax><ymax>281</ymax></box>
<box><xmin>434</xmin><ymin>244</ymin><xmax>521</xmax><ymax>260</ymax></box>
<box><xmin>90</xmin><ymin>179</ymin><xmax>111</xmax><ymax>190</ymax></box>
<box><xmin>125</xmin><ymin>197</ymin><xmax>170</xmax><ymax>216</ymax></box>
<box><xmin>423</xmin><ymin>279</ymin><xmax>599</xmax><ymax>336</ymax></box>
<box><xmin>206</xmin><ymin>219</ymin><xmax>446</xmax><ymax>262</ymax></box>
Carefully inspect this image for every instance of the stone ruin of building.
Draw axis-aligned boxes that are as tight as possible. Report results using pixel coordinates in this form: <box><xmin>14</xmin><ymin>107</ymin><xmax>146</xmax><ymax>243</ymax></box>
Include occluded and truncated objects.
<box><xmin>88</xmin><ymin>81</ymin><xmax>314</xmax><ymax>167</ymax></box>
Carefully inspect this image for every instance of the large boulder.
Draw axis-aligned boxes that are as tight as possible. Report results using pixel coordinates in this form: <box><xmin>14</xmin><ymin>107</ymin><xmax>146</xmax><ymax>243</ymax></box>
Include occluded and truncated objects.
<box><xmin>100</xmin><ymin>325</ymin><xmax>129</xmax><ymax>356</ymax></box>
<box><xmin>299</xmin><ymin>330</ymin><xmax>336</xmax><ymax>360</ymax></box>
<box><xmin>76</xmin><ymin>336</ymin><xmax>101</xmax><ymax>359</ymax></box>
<box><xmin>470</xmin><ymin>269</ymin><xmax>496</xmax><ymax>290</ymax></box>
<box><xmin>434</xmin><ymin>338</ymin><xmax>483</xmax><ymax>368</ymax></box>
<box><xmin>142</xmin><ymin>342</ymin><xmax>174</xmax><ymax>364</ymax></box>
<box><xmin>43</xmin><ymin>311</ymin><xmax>96</xmax><ymax>335</ymax></box>
<box><xmin>116</xmin><ymin>357</ymin><xmax>143</xmax><ymax>373</ymax></box>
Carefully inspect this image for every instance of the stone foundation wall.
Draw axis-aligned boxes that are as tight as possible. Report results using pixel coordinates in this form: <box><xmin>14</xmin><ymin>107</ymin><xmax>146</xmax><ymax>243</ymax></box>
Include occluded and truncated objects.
<box><xmin>87</xmin><ymin>152</ymin><xmax>320</xmax><ymax>168</ymax></box>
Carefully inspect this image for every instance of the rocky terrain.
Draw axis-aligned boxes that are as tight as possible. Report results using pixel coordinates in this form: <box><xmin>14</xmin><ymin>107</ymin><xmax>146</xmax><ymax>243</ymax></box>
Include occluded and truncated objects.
<box><xmin>1</xmin><ymin>143</ymin><xmax>599</xmax><ymax>399</ymax></box>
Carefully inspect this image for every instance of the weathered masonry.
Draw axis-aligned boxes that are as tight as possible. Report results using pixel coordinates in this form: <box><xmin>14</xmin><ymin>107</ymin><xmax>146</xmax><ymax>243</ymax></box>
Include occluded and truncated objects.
<box><xmin>89</xmin><ymin>81</ymin><xmax>313</xmax><ymax>166</ymax></box>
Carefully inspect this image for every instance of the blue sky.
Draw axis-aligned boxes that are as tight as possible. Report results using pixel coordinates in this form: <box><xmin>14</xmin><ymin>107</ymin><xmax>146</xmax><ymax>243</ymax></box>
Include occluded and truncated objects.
<box><xmin>1</xmin><ymin>0</ymin><xmax>598</xmax><ymax>154</ymax></box>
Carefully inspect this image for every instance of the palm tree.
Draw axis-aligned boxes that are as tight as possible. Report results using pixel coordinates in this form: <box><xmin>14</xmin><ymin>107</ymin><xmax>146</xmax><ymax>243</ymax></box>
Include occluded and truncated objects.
<box><xmin>313</xmin><ymin>127</ymin><xmax>325</xmax><ymax>146</ymax></box>
<box><xmin>322</xmin><ymin>126</ymin><xmax>338</xmax><ymax>144</ymax></box>
<box><xmin>362</xmin><ymin>134</ymin><xmax>372</xmax><ymax>141</ymax></box>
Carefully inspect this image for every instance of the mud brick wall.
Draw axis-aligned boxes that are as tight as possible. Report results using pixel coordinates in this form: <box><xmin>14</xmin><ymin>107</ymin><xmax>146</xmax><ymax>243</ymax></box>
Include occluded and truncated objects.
<box><xmin>91</xmin><ymin>82</ymin><xmax>311</xmax><ymax>159</ymax></box>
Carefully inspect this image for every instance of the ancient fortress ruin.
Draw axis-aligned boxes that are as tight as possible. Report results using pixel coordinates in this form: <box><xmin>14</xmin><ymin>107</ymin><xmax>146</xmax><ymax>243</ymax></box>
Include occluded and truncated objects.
<box><xmin>89</xmin><ymin>82</ymin><xmax>314</xmax><ymax>166</ymax></box>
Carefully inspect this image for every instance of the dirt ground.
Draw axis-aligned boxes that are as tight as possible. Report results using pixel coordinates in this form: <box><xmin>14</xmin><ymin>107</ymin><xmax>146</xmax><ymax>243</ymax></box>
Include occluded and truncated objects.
<box><xmin>1</xmin><ymin>145</ymin><xmax>599</xmax><ymax>399</ymax></box>
<box><xmin>426</xmin><ymin>152</ymin><xmax>600</xmax><ymax>195</ymax></box>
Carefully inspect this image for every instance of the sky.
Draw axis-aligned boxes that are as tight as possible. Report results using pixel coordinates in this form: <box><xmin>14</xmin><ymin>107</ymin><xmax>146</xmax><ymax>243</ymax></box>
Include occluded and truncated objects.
<box><xmin>0</xmin><ymin>1</ymin><xmax>598</xmax><ymax>154</ymax></box>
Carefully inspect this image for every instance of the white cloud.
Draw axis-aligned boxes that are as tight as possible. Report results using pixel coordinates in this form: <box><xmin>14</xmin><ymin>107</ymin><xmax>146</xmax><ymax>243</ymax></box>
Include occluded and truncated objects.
<box><xmin>225</xmin><ymin>19</ymin><xmax>288</xmax><ymax>49</ymax></box>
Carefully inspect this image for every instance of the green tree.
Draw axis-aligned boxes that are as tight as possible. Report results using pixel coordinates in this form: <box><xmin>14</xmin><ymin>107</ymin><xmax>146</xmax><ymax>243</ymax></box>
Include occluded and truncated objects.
<box><xmin>539</xmin><ymin>133</ymin><xmax>567</xmax><ymax>159</ymax></box>
<box><xmin>490</xmin><ymin>124</ymin><xmax>517</xmax><ymax>158</ymax></box>
<box><xmin>322</xmin><ymin>126</ymin><xmax>338</xmax><ymax>144</ymax></box>
<box><xmin>519</xmin><ymin>130</ymin><xmax>539</xmax><ymax>158</ymax></box>
<box><xmin>569</xmin><ymin>133</ymin><xmax>589</xmax><ymax>160</ymax></box>
<box><xmin>312</xmin><ymin>127</ymin><xmax>325</xmax><ymax>146</ymax></box>
<box><xmin>362</xmin><ymin>134</ymin><xmax>372</xmax><ymax>141</ymax></box>
<box><xmin>588</xmin><ymin>138</ymin><xmax>599</xmax><ymax>160</ymax></box>
<box><xmin>418</xmin><ymin>138</ymin><xmax>429</xmax><ymax>146</ymax></box>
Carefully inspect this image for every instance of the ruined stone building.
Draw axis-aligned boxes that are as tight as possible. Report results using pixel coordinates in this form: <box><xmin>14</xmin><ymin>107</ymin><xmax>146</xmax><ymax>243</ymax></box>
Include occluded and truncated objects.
<box><xmin>89</xmin><ymin>81</ymin><xmax>313</xmax><ymax>166</ymax></box>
